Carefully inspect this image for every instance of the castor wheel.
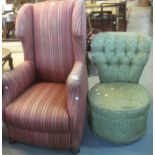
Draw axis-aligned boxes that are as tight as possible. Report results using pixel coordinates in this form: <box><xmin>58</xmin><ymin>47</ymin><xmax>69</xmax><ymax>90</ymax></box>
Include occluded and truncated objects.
<box><xmin>70</xmin><ymin>148</ymin><xmax>80</xmax><ymax>154</ymax></box>
<box><xmin>8</xmin><ymin>138</ymin><xmax>16</xmax><ymax>144</ymax></box>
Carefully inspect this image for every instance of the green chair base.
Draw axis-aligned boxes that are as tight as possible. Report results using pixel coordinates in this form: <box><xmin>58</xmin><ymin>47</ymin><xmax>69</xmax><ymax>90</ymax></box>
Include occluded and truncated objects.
<box><xmin>89</xmin><ymin>110</ymin><xmax>148</xmax><ymax>144</ymax></box>
<box><xmin>88</xmin><ymin>82</ymin><xmax>151</xmax><ymax>144</ymax></box>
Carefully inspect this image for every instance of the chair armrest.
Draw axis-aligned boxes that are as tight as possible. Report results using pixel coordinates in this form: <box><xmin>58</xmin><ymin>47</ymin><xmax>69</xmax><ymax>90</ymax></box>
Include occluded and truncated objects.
<box><xmin>66</xmin><ymin>61</ymin><xmax>88</xmax><ymax>148</ymax></box>
<box><xmin>2</xmin><ymin>61</ymin><xmax>36</xmax><ymax>119</ymax></box>
<box><xmin>66</xmin><ymin>61</ymin><xmax>85</xmax><ymax>110</ymax></box>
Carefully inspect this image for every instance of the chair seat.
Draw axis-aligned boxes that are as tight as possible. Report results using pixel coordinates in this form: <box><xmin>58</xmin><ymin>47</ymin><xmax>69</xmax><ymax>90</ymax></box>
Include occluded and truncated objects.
<box><xmin>89</xmin><ymin>82</ymin><xmax>150</xmax><ymax>114</ymax></box>
<box><xmin>88</xmin><ymin>82</ymin><xmax>151</xmax><ymax>144</ymax></box>
<box><xmin>5</xmin><ymin>83</ymin><xmax>70</xmax><ymax>133</ymax></box>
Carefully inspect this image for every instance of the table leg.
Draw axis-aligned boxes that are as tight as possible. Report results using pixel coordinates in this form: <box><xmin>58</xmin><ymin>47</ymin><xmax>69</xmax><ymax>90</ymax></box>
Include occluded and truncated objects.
<box><xmin>2</xmin><ymin>21</ymin><xmax>7</xmax><ymax>39</ymax></box>
<box><xmin>9</xmin><ymin>57</ymin><xmax>13</xmax><ymax>70</ymax></box>
<box><xmin>112</xmin><ymin>16</ymin><xmax>116</xmax><ymax>31</ymax></box>
<box><xmin>124</xmin><ymin>14</ymin><xmax>127</xmax><ymax>31</ymax></box>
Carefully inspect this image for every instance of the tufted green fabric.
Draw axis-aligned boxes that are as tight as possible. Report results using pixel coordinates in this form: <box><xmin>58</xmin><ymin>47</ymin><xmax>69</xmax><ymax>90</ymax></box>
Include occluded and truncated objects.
<box><xmin>88</xmin><ymin>82</ymin><xmax>151</xmax><ymax>144</ymax></box>
<box><xmin>91</xmin><ymin>32</ymin><xmax>152</xmax><ymax>83</ymax></box>
<box><xmin>88</xmin><ymin>32</ymin><xmax>152</xmax><ymax>144</ymax></box>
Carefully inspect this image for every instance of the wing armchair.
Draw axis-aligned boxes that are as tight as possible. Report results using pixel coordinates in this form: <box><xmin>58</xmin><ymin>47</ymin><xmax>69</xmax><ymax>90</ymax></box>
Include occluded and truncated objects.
<box><xmin>2</xmin><ymin>0</ymin><xmax>88</xmax><ymax>153</ymax></box>
<box><xmin>88</xmin><ymin>32</ymin><xmax>152</xmax><ymax>144</ymax></box>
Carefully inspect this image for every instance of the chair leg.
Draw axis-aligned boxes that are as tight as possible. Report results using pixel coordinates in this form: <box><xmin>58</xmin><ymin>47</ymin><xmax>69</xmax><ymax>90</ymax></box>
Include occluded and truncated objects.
<box><xmin>70</xmin><ymin>147</ymin><xmax>80</xmax><ymax>154</ymax></box>
<box><xmin>8</xmin><ymin>138</ymin><xmax>16</xmax><ymax>144</ymax></box>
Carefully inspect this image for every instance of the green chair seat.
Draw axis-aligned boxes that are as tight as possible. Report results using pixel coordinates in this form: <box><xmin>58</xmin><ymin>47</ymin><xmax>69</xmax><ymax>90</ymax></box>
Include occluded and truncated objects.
<box><xmin>88</xmin><ymin>82</ymin><xmax>151</xmax><ymax>144</ymax></box>
<box><xmin>89</xmin><ymin>82</ymin><xmax>150</xmax><ymax>113</ymax></box>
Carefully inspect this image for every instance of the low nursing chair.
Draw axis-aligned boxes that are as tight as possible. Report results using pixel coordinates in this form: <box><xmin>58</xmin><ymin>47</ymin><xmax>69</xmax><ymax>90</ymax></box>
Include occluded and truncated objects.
<box><xmin>88</xmin><ymin>32</ymin><xmax>152</xmax><ymax>144</ymax></box>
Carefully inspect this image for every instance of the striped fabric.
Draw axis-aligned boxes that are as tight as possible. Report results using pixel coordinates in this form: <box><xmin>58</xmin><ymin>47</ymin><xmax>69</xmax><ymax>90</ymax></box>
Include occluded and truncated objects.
<box><xmin>72</xmin><ymin>0</ymin><xmax>85</xmax><ymax>37</ymax></box>
<box><xmin>3</xmin><ymin>0</ymin><xmax>87</xmax><ymax>151</ymax></box>
<box><xmin>72</xmin><ymin>0</ymin><xmax>86</xmax><ymax>63</ymax></box>
<box><xmin>66</xmin><ymin>61</ymin><xmax>88</xmax><ymax>149</ymax></box>
<box><xmin>8</xmin><ymin>126</ymin><xmax>71</xmax><ymax>149</ymax></box>
<box><xmin>15</xmin><ymin>0</ymin><xmax>86</xmax><ymax>82</ymax></box>
<box><xmin>15</xmin><ymin>4</ymin><xmax>34</xmax><ymax>61</ymax></box>
<box><xmin>2</xmin><ymin>61</ymin><xmax>36</xmax><ymax>121</ymax></box>
<box><xmin>33</xmin><ymin>1</ymin><xmax>75</xmax><ymax>82</ymax></box>
<box><xmin>6</xmin><ymin>83</ymin><xmax>69</xmax><ymax>133</ymax></box>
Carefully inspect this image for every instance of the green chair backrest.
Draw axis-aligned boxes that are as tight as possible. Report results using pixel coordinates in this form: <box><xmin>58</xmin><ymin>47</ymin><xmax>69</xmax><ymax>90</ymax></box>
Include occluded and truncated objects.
<box><xmin>91</xmin><ymin>32</ymin><xmax>152</xmax><ymax>83</ymax></box>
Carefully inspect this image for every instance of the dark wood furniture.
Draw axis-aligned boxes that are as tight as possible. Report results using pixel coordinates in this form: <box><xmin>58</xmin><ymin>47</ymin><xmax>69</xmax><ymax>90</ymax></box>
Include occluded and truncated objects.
<box><xmin>2</xmin><ymin>48</ymin><xmax>13</xmax><ymax>70</ymax></box>
<box><xmin>86</xmin><ymin>0</ymin><xmax>127</xmax><ymax>32</ymax></box>
<box><xmin>118</xmin><ymin>1</ymin><xmax>127</xmax><ymax>31</ymax></box>
<box><xmin>2</xmin><ymin>13</ymin><xmax>16</xmax><ymax>40</ymax></box>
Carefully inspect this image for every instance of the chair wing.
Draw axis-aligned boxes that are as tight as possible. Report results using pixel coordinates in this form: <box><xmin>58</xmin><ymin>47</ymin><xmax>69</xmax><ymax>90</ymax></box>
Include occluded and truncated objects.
<box><xmin>15</xmin><ymin>4</ymin><xmax>34</xmax><ymax>61</ymax></box>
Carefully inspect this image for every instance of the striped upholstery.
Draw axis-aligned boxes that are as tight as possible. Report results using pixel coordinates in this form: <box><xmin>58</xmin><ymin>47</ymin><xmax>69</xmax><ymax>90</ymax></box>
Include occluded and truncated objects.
<box><xmin>33</xmin><ymin>1</ymin><xmax>75</xmax><ymax>82</ymax></box>
<box><xmin>72</xmin><ymin>0</ymin><xmax>85</xmax><ymax>37</ymax></box>
<box><xmin>66</xmin><ymin>61</ymin><xmax>88</xmax><ymax>148</ymax></box>
<box><xmin>5</xmin><ymin>83</ymin><xmax>69</xmax><ymax>133</ymax></box>
<box><xmin>8</xmin><ymin>126</ymin><xmax>71</xmax><ymax>149</ymax></box>
<box><xmin>15</xmin><ymin>4</ymin><xmax>34</xmax><ymax>61</ymax></box>
<box><xmin>72</xmin><ymin>0</ymin><xmax>86</xmax><ymax>63</ymax></box>
<box><xmin>15</xmin><ymin>0</ymin><xmax>86</xmax><ymax>82</ymax></box>
<box><xmin>2</xmin><ymin>61</ymin><xmax>36</xmax><ymax>121</ymax></box>
<box><xmin>3</xmin><ymin>0</ymin><xmax>87</xmax><ymax>151</ymax></box>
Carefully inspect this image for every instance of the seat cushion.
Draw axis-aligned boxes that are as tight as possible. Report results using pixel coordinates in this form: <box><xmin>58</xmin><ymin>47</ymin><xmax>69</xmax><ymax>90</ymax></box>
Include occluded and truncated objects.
<box><xmin>88</xmin><ymin>82</ymin><xmax>151</xmax><ymax>114</ymax></box>
<box><xmin>5</xmin><ymin>83</ymin><xmax>70</xmax><ymax>133</ymax></box>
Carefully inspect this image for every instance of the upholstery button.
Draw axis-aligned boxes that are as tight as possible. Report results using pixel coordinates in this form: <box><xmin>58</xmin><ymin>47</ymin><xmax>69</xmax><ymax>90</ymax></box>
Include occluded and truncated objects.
<box><xmin>129</xmin><ymin>62</ymin><xmax>133</xmax><ymax>67</ymax></box>
<box><xmin>75</xmin><ymin>96</ymin><xmax>79</xmax><ymax>101</ymax></box>
<box><xmin>107</xmin><ymin>61</ymin><xmax>110</xmax><ymax>66</ymax></box>
<box><xmin>135</xmin><ymin>50</ymin><xmax>139</xmax><ymax>54</ymax></box>
<box><xmin>5</xmin><ymin>86</ymin><xmax>8</xmax><ymax>90</ymax></box>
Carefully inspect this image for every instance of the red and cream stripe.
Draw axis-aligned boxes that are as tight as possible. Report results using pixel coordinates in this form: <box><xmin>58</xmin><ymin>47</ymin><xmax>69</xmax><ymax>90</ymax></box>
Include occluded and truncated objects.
<box><xmin>33</xmin><ymin>1</ymin><xmax>75</xmax><ymax>82</ymax></box>
<box><xmin>66</xmin><ymin>61</ymin><xmax>88</xmax><ymax>149</ymax></box>
<box><xmin>15</xmin><ymin>4</ymin><xmax>34</xmax><ymax>61</ymax></box>
<box><xmin>2</xmin><ymin>61</ymin><xmax>36</xmax><ymax>121</ymax></box>
<box><xmin>5</xmin><ymin>83</ymin><xmax>70</xmax><ymax>133</ymax></box>
<box><xmin>8</xmin><ymin>126</ymin><xmax>71</xmax><ymax>149</ymax></box>
<box><xmin>72</xmin><ymin>0</ymin><xmax>87</xmax><ymax>63</ymax></box>
<box><xmin>3</xmin><ymin>0</ymin><xmax>88</xmax><ymax>150</ymax></box>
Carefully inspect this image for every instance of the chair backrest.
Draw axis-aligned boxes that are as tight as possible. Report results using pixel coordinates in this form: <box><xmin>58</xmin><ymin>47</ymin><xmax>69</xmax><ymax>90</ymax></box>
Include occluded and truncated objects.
<box><xmin>91</xmin><ymin>32</ymin><xmax>152</xmax><ymax>83</ymax></box>
<box><xmin>15</xmin><ymin>0</ymin><xmax>86</xmax><ymax>83</ymax></box>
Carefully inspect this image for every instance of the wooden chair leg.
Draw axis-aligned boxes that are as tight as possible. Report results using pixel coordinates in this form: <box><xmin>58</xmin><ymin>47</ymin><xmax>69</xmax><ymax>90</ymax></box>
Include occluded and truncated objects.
<box><xmin>8</xmin><ymin>138</ymin><xmax>16</xmax><ymax>144</ymax></box>
<box><xmin>70</xmin><ymin>147</ymin><xmax>80</xmax><ymax>154</ymax></box>
<box><xmin>9</xmin><ymin>57</ymin><xmax>13</xmax><ymax>70</ymax></box>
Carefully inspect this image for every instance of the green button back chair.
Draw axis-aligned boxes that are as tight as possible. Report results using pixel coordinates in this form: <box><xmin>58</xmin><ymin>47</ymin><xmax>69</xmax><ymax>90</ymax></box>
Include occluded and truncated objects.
<box><xmin>88</xmin><ymin>32</ymin><xmax>152</xmax><ymax>144</ymax></box>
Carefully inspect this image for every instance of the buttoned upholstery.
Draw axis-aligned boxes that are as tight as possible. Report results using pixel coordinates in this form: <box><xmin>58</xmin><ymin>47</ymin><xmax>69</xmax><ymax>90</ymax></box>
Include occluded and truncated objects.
<box><xmin>88</xmin><ymin>32</ymin><xmax>152</xmax><ymax>144</ymax></box>
<box><xmin>91</xmin><ymin>32</ymin><xmax>151</xmax><ymax>83</ymax></box>
<box><xmin>3</xmin><ymin>0</ymin><xmax>88</xmax><ymax>152</ymax></box>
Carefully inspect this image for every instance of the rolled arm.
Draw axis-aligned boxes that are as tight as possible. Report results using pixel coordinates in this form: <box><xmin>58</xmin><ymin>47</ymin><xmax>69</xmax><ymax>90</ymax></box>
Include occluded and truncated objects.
<box><xmin>2</xmin><ymin>61</ymin><xmax>36</xmax><ymax>119</ymax></box>
<box><xmin>66</xmin><ymin>61</ymin><xmax>83</xmax><ymax>117</ymax></box>
<box><xmin>66</xmin><ymin>61</ymin><xmax>88</xmax><ymax>149</ymax></box>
